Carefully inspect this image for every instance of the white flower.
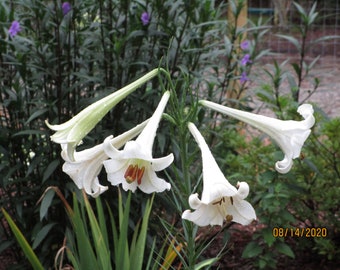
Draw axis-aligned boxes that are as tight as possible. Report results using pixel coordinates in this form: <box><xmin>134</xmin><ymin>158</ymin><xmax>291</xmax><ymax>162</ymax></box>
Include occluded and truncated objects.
<box><xmin>200</xmin><ymin>101</ymin><xmax>315</xmax><ymax>173</ymax></box>
<box><xmin>103</xmin><ymin>91</ymin><xmax>173</xmax><ymax>193</ymax></box>
<box><xmin>62</xmin><ymin>120</ymin><xmax>148</xmax><ymax>197</ymax></box>
<box><xmin>46</xmin><ymin>69</ymin><xmax>160</xmax><ymax>161</ymax></box>
<box><xmin>182</xmin><ymin>123</ymin><xmax>256</xmax><ymax>226</ymax></box>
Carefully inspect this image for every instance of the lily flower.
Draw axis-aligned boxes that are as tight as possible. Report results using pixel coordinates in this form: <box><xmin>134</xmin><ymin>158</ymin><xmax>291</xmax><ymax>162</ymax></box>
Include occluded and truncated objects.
<box><xmin>62</xmin><ymin>120</ymin><xmax>148</xmax><ymax>197</ymax></box>
<box><xmin>200</xmin><ymin>100</ymin><xmax>315</xmax><ymax>174</ymax></box>
<box><xmin>103</xmin><ymin>91</ymin><xmax>173</xmax><ymax>193</ymax></box>
<box><xmin>46</xmin><ymin>69</ymin><xmax>160</xmax><ymax>161</ymax></box>
<box><xmin>182</xmin><ymin>123</ymin><xmax>256</xmax><ymax>226</ymax></box>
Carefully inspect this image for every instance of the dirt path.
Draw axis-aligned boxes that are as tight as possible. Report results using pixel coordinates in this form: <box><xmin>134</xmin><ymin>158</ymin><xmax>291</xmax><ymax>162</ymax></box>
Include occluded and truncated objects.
<box><xmin>249</xmin><ymin>55</ymin><xmax>340</xmax><ymax>118</ymax></box>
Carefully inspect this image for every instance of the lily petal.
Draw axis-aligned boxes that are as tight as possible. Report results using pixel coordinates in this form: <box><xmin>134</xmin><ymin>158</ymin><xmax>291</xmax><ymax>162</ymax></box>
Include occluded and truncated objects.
<box><xmin>188</xmin><ymin>122</ymin><xmax>237</xmax><ymax>204</ymax></box>
<box><xmin>135</xmin><ymin>91</ymin><xmax>171</xmax><ymax>151</ymax></box>
<box><xmin>182</xmin><ymin>184</ymin><xmax>256</xmax><ymax>227</ymax></box>
<box><xmin>183</xmin><ymin>123</ymin><xmax>256</xmax><ymax>227</ymax></box>
<box><xmin>46</xmin><ymin>69</ymin><xmax>160</xmax><ymax>161</ymax></box>
<box><xmin>151</xmin><ymin>154</ymin><xmax>174</xmax><ymax>171</ymax></box>
<box><xmin>200</xmin><ymin>100</ymin><xmax>315</xmax><ymax>173</ymax></box>
<box><xmin>182</xmin><ymin>194</ymin><xmax>224</xmax><ymax>226</ymax></box>
<box><xmin>61</xmin><ymin>119</ymin><xmax>148</xmax><ymax>197</ymax></box>
<box><xmin>103</xmin><ymin>91</ymin><xmax>173</xmax><ymax>193</ymax></box>
<box><xmin>229</xmin><ymin>182</ymin><xmax>256</xmax><ymax>225</ymax></box>
<box><xmin>225</xmin><ymin>199</ymin><xmax>256</xmax><ymax>225</ymax></box>
<box><xmin>62</xmin><ymin>146</ymin><xmax>108</xmax><ymax>197</ymax></box>
<box><xmin>139</xmin><ymin>168</ymin><xmax>171</xmax><ymax>193</ymax></box>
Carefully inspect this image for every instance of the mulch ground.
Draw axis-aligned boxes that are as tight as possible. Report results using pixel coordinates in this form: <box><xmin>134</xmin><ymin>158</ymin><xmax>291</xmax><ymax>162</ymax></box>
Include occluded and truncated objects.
<box><xmin>203</xmin><ymin>222</ymin><xmax>340</xmax><ymax>270</ymax></box>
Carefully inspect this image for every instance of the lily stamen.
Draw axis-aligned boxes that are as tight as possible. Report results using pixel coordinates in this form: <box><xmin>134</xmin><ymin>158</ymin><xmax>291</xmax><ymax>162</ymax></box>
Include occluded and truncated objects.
<box><xmin>124</xmin><ymin>164</ymin><xmax>138</xmax><ymax>183</ymax></box>
<box><xmin>212</xmin><ymin>197</ymin><xmax>226</xmax><ymax>205</ymax></box>
<box><xmin>136</xmin><ymin>167</ymin><xmax>145</xmax><ymax>185</ymax></box>
<box><xmin>124</xmin><ymin>164</ymin><xmax>146</xmax><ymax>185</ymax></box>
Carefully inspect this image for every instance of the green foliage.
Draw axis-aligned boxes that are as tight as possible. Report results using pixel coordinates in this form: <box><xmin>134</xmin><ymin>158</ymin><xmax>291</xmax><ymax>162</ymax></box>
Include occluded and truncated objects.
<box><xmin>1</xmin><ymin>0</ymin><xmax>339</xmax><ymax>269</ymax></box>
<box><xmin>108</xmin><ymin>189</ymin><xmax>154</xmax><ymax>270</ymax></box>
<box><xmin>1</xmin><ymin>208</ymin><xmax>44</xmax><ymax>270</ymax></box>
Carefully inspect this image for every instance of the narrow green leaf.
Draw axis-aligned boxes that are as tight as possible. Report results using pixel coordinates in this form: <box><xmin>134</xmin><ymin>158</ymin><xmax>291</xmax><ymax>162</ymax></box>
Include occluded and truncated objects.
<box><xmin>293</xmin><ymin>2</ymin><xmax>307</xmax><ymax>17</ymax></box>
<box><xmin>291</xmin><ymin>63</ymin><xmax>301</xmax><ymax>77</ymax></box>
<box><xmin>276</xmin><ymin>34</ymin><xmax>301</xmax><ymax>52</ymax></box>
<box><xmin>32</xmin><ymin>223</ymin><xmax>56</xmax><ymax>249</ymax></box>
<box><xmin>12</xmin><ymin>130</ymin><xmax>46</xmax><ymax>137</ymax></box>
<box><xmin>42</xmin><ymin>159</ymin><xmax>60</xmax><ymax>183</ymax></box>
<box><xmin>39</xmin><ymin>188</ymin><xmax>55</xmax><ymax>220</ymax></box>
<box><xmin>65</xmin><ymin>228</ymin><xmax>80</xmax><ymax>269</ymax></box>
<box><xmin>69</xmin><ymin>194</ymin><xmax>98</xmax><ymax>270</ymax></box>
<box><xmin>116</xmin><ymin>189</ymin><xmax>131</xmax><ymax>270</ymax></box>
<box><xmin>25</xmin><ymin>108</ymin><xmax>48</xmax><ymax>125</ymax></box>
<box><xmin>145</xmin><ymin>238</ymin><xmax>158</xmax><ymax>270</ymax></box>
<box><xmin>1</xmin><ymin>208</ymin><xmax>44</xmax><ymax>270</ymax></box>
<box><xmin>107</xmin><ymin>203</ymin><xmax>119</xmax><ymax>262</ymax></box>
<box><xmin>95</xmin><ymin>196</ymin><xmax>110</xmax><ymax>250</ymax></box>
<box><xmin>83</xmin><ymin>192</ymin><xmax>111</xmax><ymax>270</ymax></box>
<box><xmin>130</xmin><ymin>194</ymin><xmax>154</xmax><ymax>270</ymax></box>
<box><xmin>194</xmin><ymin>257</ymin><xmax>219</xmax><ymax>270</ymax></box>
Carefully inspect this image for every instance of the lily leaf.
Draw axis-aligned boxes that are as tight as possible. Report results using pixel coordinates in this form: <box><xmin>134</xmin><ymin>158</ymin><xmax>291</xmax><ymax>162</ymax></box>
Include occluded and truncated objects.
<box><xmin>1</xmin><ymin>208</ymin><xmax>44</xmax><ymax>270</ymax></box>
<box><xmin>194</xmin><ymin>257</ymin><xmax>219</xmax><ymax>270</ymax></box>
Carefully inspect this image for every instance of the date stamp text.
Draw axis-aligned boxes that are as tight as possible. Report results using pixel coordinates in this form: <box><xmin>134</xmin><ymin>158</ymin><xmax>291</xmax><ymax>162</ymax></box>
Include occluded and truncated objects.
<box><xmin>272</xmin><ymin>227</ymin><xmax>327</xmax><ymax>238</ymax></box>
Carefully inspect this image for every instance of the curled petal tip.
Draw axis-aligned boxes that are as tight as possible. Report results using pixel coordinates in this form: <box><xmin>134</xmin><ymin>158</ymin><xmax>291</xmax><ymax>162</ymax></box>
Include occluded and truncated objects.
<box><xmin>188</xmin><ymin>193</ymin><xmax>201</xmax><ymax>209</ymax></box>
<box><xmin>275</xmin><ymin>157</ymin><xmax>293</xmax><ymax>174</ymax></box>
<box><xmin>236</xmin><ymin>181</ymin><xmax>249</xmax><ymax>199</ymax></box>
<box><xmin>298</xmin><ymin>104</ymin><xmax>314</xmax><ymax>117</ymax></box>
<box><xmin>298</xmin><ymin>104</ymin><xmax>315</xmax><ymax>127</ymax></box>
<box><xmin>181</xmin><ymin>209</ymin><xmax>192</xmax><ymax>220</ymax></box>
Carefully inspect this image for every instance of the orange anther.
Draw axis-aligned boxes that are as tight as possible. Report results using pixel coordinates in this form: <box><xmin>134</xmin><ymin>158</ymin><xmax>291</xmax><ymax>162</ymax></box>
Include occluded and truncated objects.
<box><xmin>124</xmin><ymin>164</ymin><xmax>138</xmax><ymax>183</ymax></box>
<box><xmin>136</xmin><ymin>166</ymin><xmax>145</xmax><ymax>185</ymax></box>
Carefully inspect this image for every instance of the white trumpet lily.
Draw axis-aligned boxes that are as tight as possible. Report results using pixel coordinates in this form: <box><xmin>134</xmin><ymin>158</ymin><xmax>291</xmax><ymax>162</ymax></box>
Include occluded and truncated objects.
<box><xmin>62</xmin><ymin>120</ymin><xmax>148</xmax><ymax>197</ymax></box>
<box><xmin>200</xmin><ymin>101</ymin><xmax>315</xmax><ymax>173</ymax></box>
<box><xmin>182</xmin><ymin>123</ymin><xmax>256</xmax><ymax>226</ymax></box>
<box><xmin>103</xmin><ymin>91</ymin><xmax>173</xmax><ymax>193</ymax></box>
<box><xmin>46</xmin><ymin>69</ymin><xmax>160</xmax><ymax>161</ymax></box>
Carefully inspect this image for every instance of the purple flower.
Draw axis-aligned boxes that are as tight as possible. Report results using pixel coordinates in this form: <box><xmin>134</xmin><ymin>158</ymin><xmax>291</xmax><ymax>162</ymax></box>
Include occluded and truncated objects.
<box><xmin>8</xmin><ymin>21</ymin><xmax>21</xmax><ymax>37</ymax></box>
<box><xmin>240</xmin><ymin>40</ymin><xmax>249</xmax><ymax>50</ymax></box>
<box><xmin>240</xmin><ymin>71</ymin><xmax>249</xmax><ymax>84</ymax></box>
<box><xmin>141</xmin><ymin>12</ymin><xmax>150</xmax><ymax>26</ymax></box>
<box><xmin>62</xmin><ymin>2</ymin><xmax>71</xmax><ymax>16</ymax></box>
<box><xmin>241</xmin><ymin>54</ymin><xmax>251</xmax><ymax>66</ymax></box>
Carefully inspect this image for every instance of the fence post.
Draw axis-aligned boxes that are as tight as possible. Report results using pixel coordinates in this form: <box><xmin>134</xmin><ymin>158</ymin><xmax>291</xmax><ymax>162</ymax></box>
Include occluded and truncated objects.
<box><xmin>227</xmin><ymin>0</ymin><xmax>248</xmax><ymax>100</ymax></box>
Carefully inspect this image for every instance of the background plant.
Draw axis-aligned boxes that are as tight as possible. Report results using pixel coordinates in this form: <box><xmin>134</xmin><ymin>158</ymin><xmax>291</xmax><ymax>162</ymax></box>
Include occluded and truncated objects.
<box><xmin>1</xmin><ymin>0</ymin><xmax>339</xmax><ymax>269</ymax></box>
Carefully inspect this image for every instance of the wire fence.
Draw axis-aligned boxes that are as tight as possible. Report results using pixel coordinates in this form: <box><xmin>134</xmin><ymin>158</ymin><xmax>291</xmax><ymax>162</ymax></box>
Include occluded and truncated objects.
<box><xmin>248</xmin><ymin>0</ymin><xmax>340</xmax><ymax>65</ymax></box>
